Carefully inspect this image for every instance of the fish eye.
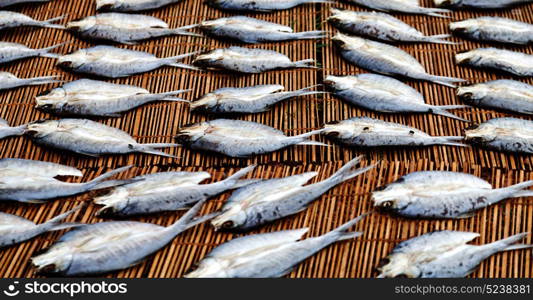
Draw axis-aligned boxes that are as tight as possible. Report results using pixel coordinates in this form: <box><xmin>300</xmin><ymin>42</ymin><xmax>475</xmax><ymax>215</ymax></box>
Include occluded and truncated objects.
<box><xmin>381</xmin><ymin>201</ymin><xmax>394</xmax><ymax>208</ymax></box>
<box><xmin>465</xmin><ymin>124</ymin><xmax>480</xmax><ymax>131</ymax></box>
<box><xmin>377</xmin><ymin>258</ymin><xmax>390</xmax><ymax>268</ymax></box>
<box><xmin>222</xmin><ymin>220</ymin><xmax>234</xmax><ymax>229</ymax></box>
<box><xmin>394</xmin><ymin>274</ymin><xmax>409</xmax><ymax>278</ymax></box>
<box><xmin>37</xmin><ymin>89</ymin><xmax>52</xmax><ymax>97</ymax></box>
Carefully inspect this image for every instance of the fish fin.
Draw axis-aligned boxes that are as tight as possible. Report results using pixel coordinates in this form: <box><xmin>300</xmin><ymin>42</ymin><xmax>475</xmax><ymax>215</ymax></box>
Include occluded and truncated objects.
<box><xmin>40</xmin><ymin>15</ymin><xmax>66</xmax><ymax>29</ymax></box>
<box><xmin>291</xmin><ymin>59</ymin><xmax>317</xmax><ymax>69</ymax></box>
<box><xmin>134</xmin><ymin>143</ymin><xmax>179</xmax><ymax>158</ymax></box>
<box><xmin>431</xmin><ymin>106</ymin><xmax>470</xmax><ymax>122</ymax></box>
<box><xmin>322</xmin><ymin>212</ymin><xmax>369</xmax><ymax>241</ymax></box>
<box><xmin>86</xmin><ymin>166</ymin><xmax>133</xmax><ymax>190</ymax></box>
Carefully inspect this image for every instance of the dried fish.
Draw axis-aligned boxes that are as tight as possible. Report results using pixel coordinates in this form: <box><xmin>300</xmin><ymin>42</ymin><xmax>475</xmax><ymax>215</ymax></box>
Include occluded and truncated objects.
<box><xmin>57</xmin><ymin>46</ymin><xmax>199</xmax><ymax>78</ymax></box>
<box><xmin>378</xmin><ymin>231</ymin><xmax>533</xmax><ymax>278</ymax></box>
<box><xmin>0</xmin><ymin>0</ymin><xmax>51</xmax><ymax>8</ymax></box>
<box><xmin>346</xmin><ymin>0</ymin><xmax>450</xmax><ymax>18</ymax></box>
<box><xmin>0</xmin><ymin>72</ymin><xmax>59</xmax><ymax>91</ymax></box>
<box><xmin>0</xmin><ymin>118</ymin><xmax>26</xmax><ymax>140</ymax></box>
<box><xmin>372</xmin><ymin>170</ymin><xmax>533</xmax><ymax>218</ymax></box>
<box><xmin>193</xmin><ymin>47</ymin><xmax>315</xmax><ymax>73</ymax></box>
<box><xmin>434</xmin><ymin>0</ymin><xmax>533</xmax><ymax>9</ymax></box>
<box><xmin>450</xmin><ymin>17</ymin><xmax>533</xmax><ymax>45</ymax></box>
<box><xmin>464</xmin><ymin>117</ymin><xmax>533</xmax><ymax>154</ymax></box>
<box><xmin>96</xmin><ymin>0</ymin><xmax>183</xmax><ymax>12</ymax></box>
<box><xmin>328</xmin><ymin>9</ymin><xmax>453</xmax><ymax>44</ymax></box>
<box><xmin>185</xmin><ymin>214</ymin><xmax>366</xmax><ymax>278</ymax></box>
<box><xmin>324</xmin><ymin>74</ymin><xmax>469</xmax><ymax>121</ymax></box>
<box><xmin>0</xmin><ymin>11</ymin><xmax>64</xmax><ymax>30</ymax></box>
<box><xmin>25</xmin><ymin>119</ymin><xmax>178</xmax><ymax>158</ymax></box>
<box><xmin>211</xmin><ymin>157</ymin><xmax>374</xmax><ymax>231</ymax></box>
<box><xmin>205</xmin><ymin>0</ymin><xmax>333</xmax><ymax>12</ymax></box>
<box><xmin>0</xmin><ymin>42</ymin><xmax>63</xmax><ymax>64</ymax></box>
<box><xmin>456</xmin><ymin>48</ymin><xmax>533</xmax><ymax>76</ymax></box>
<box><xmin>332</xmin><ymin>33</ymin><xmax>464</xmax><ymax>88</ymax></box>
<box><xmin>0</xmin><ymin>158</ymin><xmax>133</xmax><ymax>203</ymax></box>
<box><xmin>35</xmin><ymin>79</ymin><xmax>189</xmax><ymax>117</ymax></box>
<box><xmin>175</xmin><ymin>119</ymin><xmax>326</xmax><ymax>157</ymax></box>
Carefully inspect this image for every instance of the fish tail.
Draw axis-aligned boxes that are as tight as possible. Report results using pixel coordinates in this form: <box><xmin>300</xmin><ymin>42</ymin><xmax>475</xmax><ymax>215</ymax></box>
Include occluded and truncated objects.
<box><xmin>290</xmin><ymin>84</ymin><xmax>326</xmax><ymax>98</ymax></box>
<box><xmin>323</xmin><ymin>212</ymin><xmax>370</xmax><ymax>242</ymax></box>
<box><xmin>26</xmin><ymin>75</ymin><xmax>62</xmax><ymax>86</ymax></box>
<box><xmin>431</xmin><ymin>105</ymin><xmax>470</xmax><ymax>122</ymax></box>
<box><xmin>423</xmin><ymin>74</ymin><xmax>465</xmax><ymax>88</ymax></box>
<box><xmin>420</xmin><ymin>8</ymin><xmax>452</xmax><ymax>18</ymax></box>
<box><xmin>171</xmin><ymin>24</ymin><xmax>203</xmax><ymax>37</ymax></box>
<box><xmin>487</xmin><ymin>233</ymin><xmax>532</xmax><ymax>252</ymax></box>
<box><xmin>424</xmin><ymin>34</ymin><xmax>456</xmax><ymax>45</ymax></box>
<box><xmin>135</xmin><ymin>143</ymin><xmax>180</xmax><ymax>158</ymax></box>
<box><xmin>40</xmin><ymin>15</ymin><xmax>66</xmax><ymax>29</ymax></box>
<box><xmin>167</xmin><ymin>198</ymin><xmax>217</xmax><ymax>235</ymax></box>
<box><xmin>291</xmin><ymin>58</ymin><xmax>317</xmax><ymax>69</ymax></box>
<box><xmin>164</xmin><ymin>51</ymin><xmax>203</xmax><ymax>70</ymax></box>
<box><xmin>293</xmin><ymin>129</ymin><xmax>329</xmax><ymax>147</ymax></box>
<box><xmin>86</xmin><ymin>166</ymin><xmax>134</xmax><ymax>191</ymax></box>
<box><xmin>431</xmin><ymin>136</ymin><xmax>468</xmax><ymax>147</ymax></box>
<box><xmin>40</xmin><ymin>204</ymin><xmax>83</xmax><ymax>232</ymax></box>
<box><xmin>502</xmin><ymin>180</ymin><xmax>533</xmax><ymax>198</ymax></box>
<box><xmin>158</xmin><ymin>89</ymin><xmax>191</xmax><ymax>102</ymax></box>
<box><xmin>220</xmin><ymin>165</ymin><xmax>257</xmax><ymax>185</ymax></box>
<box><xmin>37</xmin><ymin>42</ymin><xmax>67</xmax><ymax>58</ymax></box>
<box><xmin>325</xmin><ymin>156</ymin><xmax>376</xmax><ymax>186</ymax></box>
<box><xmin>291</xmin><ymin>30</ymin><xmax>327</xmax><ymax>40</ymax></box>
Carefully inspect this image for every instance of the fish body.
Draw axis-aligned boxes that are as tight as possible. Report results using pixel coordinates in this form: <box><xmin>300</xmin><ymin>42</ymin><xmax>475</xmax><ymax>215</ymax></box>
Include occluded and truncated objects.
<box><xmin>193</xmin><ymin>47</ymin><xmax>315</xmax><ymax>73</ymax></box>
<box><xmin>434</xmin><ymin>0</ymin><xmax>533</xmax><ymax>9</ymax></box>
<box><xmin>464</xmin><ymin>117</ymin><xmax>533</xmax><ymax>154</ymax></box>
<box><xmin>199</xmin><ymin>16</ymin><xmax>324</xmax><ymax>43</ymax></box>
<box><xmin>346</xmin><ymin>0</ymin><xmax>450</xmax><ymax>17</ymax></box>
<box><xmin>96</xmin><ymin>0</ymin><xmax>182</xmax><ymax>11</ymax></box>
<box><xmin>94</xmin><ymin>165</ymin><xmax>256</xmax><ymax>217</ymax></box>
<box><xmin>32</xmin><ymin>199</ymin><xmax>212</xmax><ymax>276</ymax></box>
<box><xmin>67</xmin><ymin>13</ymin><xmax>199</xmax><ymax>44</ymax></box>
<box><xmin>191</xmin><ymin>84</ymin><xmax>322</xmax><ymax>113</ymax></box>
<box><xmin>328</xmin><ymin>9</ymin><xmax>452</xmax><ymax>44</ymax></box>
<box><xmin>211</xmin><ymin>157</ymin><xmax>374</xmax><ymax>231</ymax></box>
<box><xmin>35</xmin><ymin>79</ymin><xmax>189</xmax><ymax>117</ymax></box>
<box><xmin>456</xmin><ymin>48</ymin><xmax>533</xmax><ymax>77</ymax></box>
<box><xmin>25</xmin><ymin>119</ymin><xmax>178</xmax><ymax>157</ymax></box>
<box><xmin>175</xmin><ymin>119</ymin><xmax>325</xmax><ymax>157</ymax></box>
<box><xmin>0</xmin><ymin>158</ymin><xmax>132</xmax><ymax>203</ymax></box>
<box><xmin>0</xmin><ymin>118</ymin><xmax>26</xmax><ymax>140</ymax></box>
<box><xmin>450</xmin><ymin>17</ymin><xmax>533</xmax><ymax>45</ymax></box>
<box><xmin>0</xmin><ymin>11</ymin><xmax>64</xmax><ymax>30</ymax></box>
<box><xmin>323</xmin><ymin>117</ymin><xmax>465</xmax><ymax>147</ymax></box>
<box><xmin>0</xmin><ymin>72</ymin><xmax>59</xmax><ymax>90</ymax></box>
<box><xmin>372</xmin><ymin>170</ymin><xmax>533</xmax><ymax>218</ymax></box>
<box><xmin>57</xmin><ymin>46</ymin><xmax>198</xmax><ymax>78</ymax></box>
<box><xmin>0</xmin><ymin>0</ymin><xmax>51</xmax><ymax>7</ymax></box>
<box><xmin>0</xmin><ymin>42</ymin><xmax>63</xmax><ymax>64</ymax></box>
<box><xmin>378</xmin><ymin>231</ymin><xmax>533</xmax><ymax>278</ymax></box>
<box><xmin>332</xmin><ymin>33</ymin><xmax>463</xmax><ymax>88</ymax></box>
<box><xmin>324</xmin><ymin>74</ymin><xmax>468</xmax><ymax>122</ymax></box>
<box><xmin>458</xmin><ymin>80</ymin><xmax>533</xmax><ymax>115</ymax></box>
<box><xmin>206</xmin><ymin>0</ymin><xmax>332</xmax><ymax>12</ymax></box>
<box><xmin>186</xmin><ymin>214</ymin><xmax>366</xmax><ymax>278</ymax></box>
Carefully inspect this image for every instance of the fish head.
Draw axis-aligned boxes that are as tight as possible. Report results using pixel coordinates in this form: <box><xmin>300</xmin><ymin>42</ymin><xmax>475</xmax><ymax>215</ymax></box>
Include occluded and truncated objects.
<box><xmin>331</xmin><ymin>32</ymin><xmax>364</xmax><ymax>50</ymax></box>
<box><xmin>94</xmin><ymin>188</ymin><xmax>130</xmax><ymax>217</ymax></box>
<box><xmin>192</xmin><ymin>49</ymin><xmax>224</xmax><ymax>68</ymax></box>
<box><xmin>184</xmin><ymin>257</ymin><xmax>227</xmax><ymax>278</ymax></box>
<box><xmin>323</xmin><ymin>120</ymin><xmax>366</xmax><ymax>140</ymax></box>
<box><xmin>210</xmin><ymin>205</ymin><xmax>247</xmax><ymax>231</ymax></box>
<box><xmin>32</xmin><ymin>248</ymin><xmax>74</xmax><ymax>276</ymax></box>
<box><xmin>449</xmin><ymin>20</ymin><xmax>478</xmax><ymax>34</ymax></box>
<box><xmin>25</xmin><ymin>119</ymin><xmax>59</xmax><ymax>138</ymax></box>
<box><xmin>371</xmin><ymin>181</ymin><xmax>411</xmax><ymax>212</ymax></box>
<box><xmin>377</xmin><ymin>254</ymin><xmax>420</xmax><ymax>278</ymax></box>
<box><xmin>464</xmin><ymin>123</ymin><xmax>494</xmax><ymax>145</ymax></box>
<box><xmin>200</xmin><ymin>18</ymin><xmax>228</xmax><ymax>30</ymax></box>
<box><xmin>67</xmin><ymin>16</ymin><xmax>96</xmax><ymax>32</ymax></box>
<box><xmin>96</xmin><ymin>0</ymin><xmax>120</xmax><ymax>11</ymax></box>
<box><xmin>190</xmin><ymin>94</ymin><xmax>219</xmax><ymax>112</ymax></box>
<box><xmin>455</xmin><ymin>50</ymin><xmax>479</xmax><ymax>65</ymax></box>
<box><xmin>56</xmin><ymin>50</ymin><xmax>87</xmax><ymax>70</ymax></box>
<box><xmin>323</xmin><ymin>75</ymin><xmax>357</xmax><ymax>91</ymax></box>
<box><xmin>175</xmin><ymin>122</ymin><xmax>209</xmax><ymax>144</ymax></box>
<box><xmin>456</xmin><ymin>86</ymin><xmax>485</xmax><ymax>105</ymax></box>
<box><xmin>35</xmin><ymin>87</ymin><xmax>67</xmax><ymax>113</ymax></box>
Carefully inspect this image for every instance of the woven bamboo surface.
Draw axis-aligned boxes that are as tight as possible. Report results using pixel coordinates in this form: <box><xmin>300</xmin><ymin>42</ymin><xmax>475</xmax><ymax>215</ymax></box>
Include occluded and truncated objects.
<box><xmin>0</xmin><ymin>0</ymin><xmax>532</xmax><ymax>278</ymax></box>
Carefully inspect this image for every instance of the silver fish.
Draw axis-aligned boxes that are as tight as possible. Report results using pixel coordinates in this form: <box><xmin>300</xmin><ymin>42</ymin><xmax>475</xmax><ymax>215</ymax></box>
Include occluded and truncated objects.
<box><xmin>211</xmin><ymin>157</ymin><xmax>374</xmax><ymax>231</ymax></box>
<box><xmin>324</xmin><ymin>74</ymin><xmax>469</xmax><ymax>122</ymax></box>
<box><xmin>0</xmin><ymin>11</ymin><xmax>64</xmax><ymax>30</ymax></box>
<box><xmin>323</xmin><ymin>117</ymin><xmax>465</xmax><ymax>148</ymax></box>
<box><xmin>35</xmin><ymin>79</ymin><xmax>189</xmax><ymax>117</ymax></box>
<box><xmin>456</xmin><ymin>48</ymin><xmax>533</xmax><ymax>77</ymax></box>
<box><xmin>0</xmin><ymin>205</ymin><xmax>81</xmax><ymax>248</ymax></box>
<box><xmin>0</xmin><ymin>0</ymin><xmax>51</xmax><ymax>8</ymax></box>
<box><xmin>175</xmin><ymin>119</ymin><xmax>326</xmax><ymax>157</ymax></box>
<box><xmin>0</xmin><ymin>118</ymin><xmax>26</xmax><ymax>140</ymax></box>
<box><xmin>0</xmin><ymin>42</ymin><xmax>63</xmax><ymax>64</ymax></box>
<box><xmin>67</xmin><ymin>13</ymin><xmax>200</xmax><ymax>44</ymax></box>
<box><xmin>0</xmin><ymin>158</ymin><xmax>133</xmax><ymax>203</ymax></box>
<box><xmin>434</xmin><ymin>0</ymin><xmax>533</xmax><ymax>9</ymax></box>
<box><xmin>206</xmin><ymin>0</ymin><xmax>333</xmax><ymax>12</ymax></box>
<box><xmin>372</xmin><ymin>170</ymin><xmax>533</xmax><ymax>218</ymax></box>
<box><xmin>94</xmin><ymin>165</ymin><xmax>256</xmax><ymax>217</ymax></box>
<box><xmin>32</xmin><ymin>199</ymin><xmax>213</xmax><ymax>276</ymax></box>
<box><xmin>199</xmin><ymin>16</ymin><xmax>325</xmax><ymax>43</ymax></box>
<box><xmin>332</xmin><ymin>33</ymin><xmax>464</xmax><ymax>88</ymax></box>
<box><xmin>193</xmin><ymin>47</ymin><xmax>315</xmax><ymax>73</ymax></box>
<box><xmin>464</xmin><ymin>117</ymin><xmax>533</xmax><ymax>154</ymax></box>
<box><xmin>185</xmin><ymin>214</ymin><xmax>366</xmax><ymax>278</ymax></box>
<box><xmin>190</xmin><ymin>84</ymin><xmax>323</xmax><ymax>114</ymax></box>
<box><xmin>25</xmin><ymin>119</ymin><xmax>178</xmax><ymax>158</ymax></box>
<box><xmin>328</xmin><ymin>9</ymin><xmax>453</xmax><ymax>44</ymax></box>
<box><xmin>346</xmin><ymin>0</ymin><xmax>450</xmax><ymax>18</ymax></box>
<box><xmin>378</xmin><ymin>231</ymin><xmax>533</xmax><ymax>278</ymax></box>
<box><xmin>458</xmin><ymin>80</ymin><xmax>533</xmax><ymax>115</ymax></box>
<box><xmin>0</xmin><ymin>72</ymin><xmax>59</xmax><ymax>91</ymax></box>
<box><xmin>450</xmin><ymin>17</ymin><xmax>533</xmax><ymax>45</ymax></box>
<box><xmin>96</xmin><ymin>0</ymin><xmax>182</xmax><ymax>12</ymax></box>
<box><xmin>57</xmin><ymin>46</ymin><xmax>199</xmax><ymax>78</ymax></box>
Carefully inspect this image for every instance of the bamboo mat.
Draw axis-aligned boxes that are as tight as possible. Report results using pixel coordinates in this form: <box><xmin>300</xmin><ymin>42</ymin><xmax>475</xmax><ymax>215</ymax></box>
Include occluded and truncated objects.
<box><xmin>0</xmin><ymin>0</ymin><xmax>531</xmax><ymax>278</ymax></box>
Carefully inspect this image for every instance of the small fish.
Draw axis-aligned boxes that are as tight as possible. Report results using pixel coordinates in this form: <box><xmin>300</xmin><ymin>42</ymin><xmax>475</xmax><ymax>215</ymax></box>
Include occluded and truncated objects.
<box><xmin>32</xmin><ymin>199</ymin><xmax>213</xmax><ymax>276</ymax></box>
<box><xmin>0</xmin><ymin>11</ymin><xmax>64</xmax><ymax>30</ymax></box>
<box><xmin>458</xmin><ymin>80</ymin><xmax>533</xmax><ymax>115</ymax></box>
<box><xmin>57</xmin><ymin>46</ymin><xmax>199</xmax><ymax>78</ymax></box>
<box><xmin>67</xmin><ymin>13</ymin><xmax>200</xmax><ymax>44</ymax></box>
<box><xmin>450</xmin><ymin>17</ymin><xmax>533</xmax><ymax>45</ymax></box>
<box><xmin>378</xmin><ymin>231</ymin><xmax>533</xmax><ymax>278</ymax></box>
<box><xmin>175</xmin><ymin>119</ymin><xmax>326</xmax><ymax>157</ymax></box>
<box><xmin>0</xmin><ymin>158</ymin><xmax>133</xmax><ymax>203</ymax></box>
<box><xmin>346</xmin><ymin>0</ymin><xmax>450</xmax><ymax>18</ymax></box>
<box><xmin>191</xmin><ymin>84</ymin><xmax>323</xmax><ymax>114</ymax></box>
<box><xmin>332</xmin><ymin>33</ymin><xmax>464</xmax><ymax>88</ymax></box>
<box><xmin>94</xmin><ymin>165</ymin><xmax>256</xmax><ymax>217</ymax></box>
<box><xmin>328</xmin><ymin>9</ymin><xmax>453</xmax><ymax>44</ymax></box>
<box><xmin>434</xmin><ymin>0</ymin><xmax>533</xmax><ymax>9</ymax></box>
<box><xmin>96</xmin><ymin>0</ymin><xmax>182</xmax><ymax>12</ymax></box>
<box><xmin>35</xmin><ymin>79</ymin><xmax>189</xmax><ymax>117</ymax></box>
<box><xmin>206</xmin><ymin>0</ymin><xmax>333</xmax><ymax>12</ymax></box>
<box><xmin>464</xmin><ymin>117</ymin><xmax>533</xmax><ymax>154</ymax></box>
<box><xmin>199</xmin><ymin>16</ymin><xmax>325</xmax><ymax>43</ymax></box>
<box><xmin>323</xmin><ymin>117</ymin><xmax>466</xmax><ymax>148</ymax></box>
<box><xmin>211</xmin><ymin>157</ymin><xmax>374</xmax><ymax>231</ymax></box>
<box><xmin>193</xmin><ymin>47</ymin><xmax>315</xmax><ymax>73</ymax></box>
<box><xmin>324</xmin><ymin>74</ymin><xmax>469</xmax><ymax>122</ymax></box>
<box><xmin>372</xmin><ymin>170</ymin><xmax>533</xmax><ymax>218</ymax></box>
<box><xmin>0</xmin><ymin>205</ymin><xmax>81</xmax><ymax>248</ymax></box>
<box><xmin>0</xmin><ymin>72</ymin><xmax>59</xmax><ymax>91</ymax></box>
<box><xmin>0</xmin><ymin>118</ymin><xmax>26</xmax><ymax>140</ymax></box>
<box><xmin>0</xmin><ymin>0</ymin><xmax>51</xmax><ymax>8</ymax></box>
<box><xmin>185</xmin><ymin>213</ymin><xmax>366</xmax><ymax>278</ymax></box>
<box><xmin>456</xmin><ymin>48</ymin><xmax>533</xmax><ymax>77</ymax></box>
<box><xmin>0</xmin><ymin>42</ymin><xmax>63</xmax><ymax>64</ymax></box>
<box><xmin>25</xmin><ymin>119</ymin><xmax>178</xmax><ymax>158</ymax></box>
